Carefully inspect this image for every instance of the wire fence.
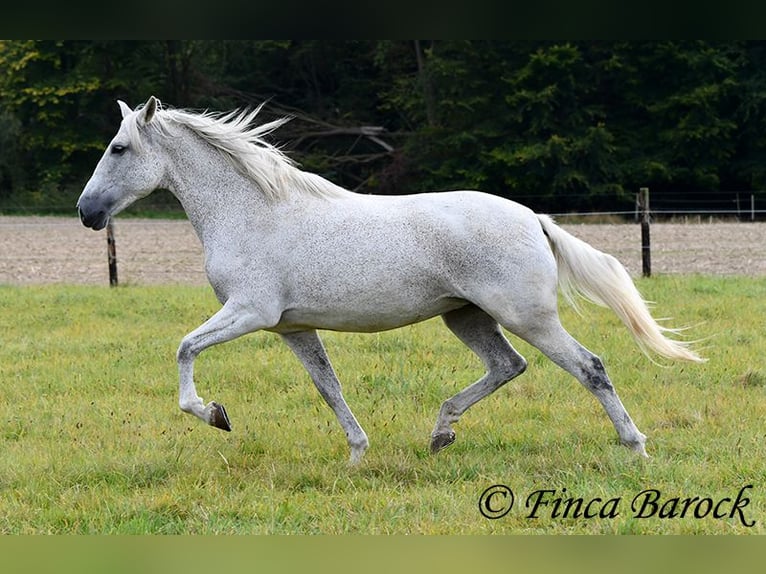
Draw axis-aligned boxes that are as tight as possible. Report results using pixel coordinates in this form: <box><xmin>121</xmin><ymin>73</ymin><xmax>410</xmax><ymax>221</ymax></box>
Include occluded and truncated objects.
<box><xmin>545</xmin><ymin>191</ymin><xmax>766</xmax><ymax>222</ymax></box>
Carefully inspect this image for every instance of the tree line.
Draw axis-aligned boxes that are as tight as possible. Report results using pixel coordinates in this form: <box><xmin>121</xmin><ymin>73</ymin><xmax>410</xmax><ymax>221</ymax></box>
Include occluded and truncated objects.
<box><xmin>1</xmin><ymin>40</ymin><xmax>765</xmax><ymax>215</ymax></box>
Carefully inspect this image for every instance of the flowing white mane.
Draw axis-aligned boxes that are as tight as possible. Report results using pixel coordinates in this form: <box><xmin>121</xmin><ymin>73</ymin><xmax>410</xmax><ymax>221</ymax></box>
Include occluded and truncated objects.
<box><xmin>126</xmin><ymin>101</ymin><xmax>350</xmax><ymax>202</ymax></box>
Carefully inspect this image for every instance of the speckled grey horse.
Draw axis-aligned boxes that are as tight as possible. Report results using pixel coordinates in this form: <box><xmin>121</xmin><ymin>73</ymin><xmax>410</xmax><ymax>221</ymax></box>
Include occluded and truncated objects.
<box><xmin>77</xmin><ymin>96</ymin><xmax>703</xmax><ymax>464</ymax></box>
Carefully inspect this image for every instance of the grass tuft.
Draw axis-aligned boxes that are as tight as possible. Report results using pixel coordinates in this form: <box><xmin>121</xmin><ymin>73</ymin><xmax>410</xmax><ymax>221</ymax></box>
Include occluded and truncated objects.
<box><xmin>737</xmin><ymin>370</ymin><xmax>766</xmax><ymax>388</ymax></box>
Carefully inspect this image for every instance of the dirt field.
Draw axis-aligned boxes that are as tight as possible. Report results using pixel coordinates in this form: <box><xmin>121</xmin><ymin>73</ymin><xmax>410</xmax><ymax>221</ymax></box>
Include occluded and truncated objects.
<box><xmin>1</xmin><ymin>215</ymin><xmax>764</xmax><ymax>286</ymax></box>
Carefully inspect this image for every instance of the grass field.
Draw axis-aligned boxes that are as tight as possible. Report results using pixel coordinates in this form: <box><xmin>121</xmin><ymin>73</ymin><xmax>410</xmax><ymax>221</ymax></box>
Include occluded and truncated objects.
<box><xmin>0</xmin><ymin>276</ymin><xmax>764</xmax><ymax>534</ymax></box>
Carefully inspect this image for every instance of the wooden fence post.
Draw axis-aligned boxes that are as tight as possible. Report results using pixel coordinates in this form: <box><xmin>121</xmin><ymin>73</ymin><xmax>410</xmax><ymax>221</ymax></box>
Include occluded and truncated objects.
<box><xmin>638</xmin><ymin>187</ymin><xmax>651</xmax><ymax>277</ymax></box>
<box><xmin>752</xmin><ymin>193</ymin><xmax>756</xmax><ymax>222</ymax></box>
<box><xmin>106</xmin><ymin>221</ymin><xmax>118</xmax><ymax>287</ymax></box>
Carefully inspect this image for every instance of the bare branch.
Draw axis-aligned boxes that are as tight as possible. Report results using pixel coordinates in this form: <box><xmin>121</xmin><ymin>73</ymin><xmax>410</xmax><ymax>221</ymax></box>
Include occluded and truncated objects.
<box><xmin>292</xmin><ymin>126</ymin><xmax>394</xmax><ymax>152</ymax></box>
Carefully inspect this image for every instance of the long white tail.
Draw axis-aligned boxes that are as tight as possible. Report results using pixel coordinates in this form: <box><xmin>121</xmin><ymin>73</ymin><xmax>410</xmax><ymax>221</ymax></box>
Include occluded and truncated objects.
<box><xmin>537</xmin><ymin>214</ymin><xmax>704</xmax><ymax>363</ymax></box>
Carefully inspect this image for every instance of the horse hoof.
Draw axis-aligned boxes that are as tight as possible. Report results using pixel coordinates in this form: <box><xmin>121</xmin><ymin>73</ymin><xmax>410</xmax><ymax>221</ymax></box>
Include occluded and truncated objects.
<box><xmin>208</xmin><ymin>402</ymin><xmax>232</xmax><ymax>432</ymax></box>
<box><xmin>430</xmin><ymin>431</ymin><xmax>456</xmax><ymax>454</ymax></box>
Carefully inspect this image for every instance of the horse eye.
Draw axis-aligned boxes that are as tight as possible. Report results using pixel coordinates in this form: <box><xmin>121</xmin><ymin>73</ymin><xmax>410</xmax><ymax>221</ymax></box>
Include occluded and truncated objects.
<box><xmin>111</xmin><ymin>144</ymin><xmax>127</xmax><ymax>155</ymax></box>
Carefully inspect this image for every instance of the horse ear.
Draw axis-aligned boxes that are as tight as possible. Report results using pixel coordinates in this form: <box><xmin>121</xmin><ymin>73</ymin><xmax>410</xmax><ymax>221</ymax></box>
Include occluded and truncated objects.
<box><xmin>139</xmin><ymin>96</ymin><xmax>158</xmax><ymax>124</ymax></box>
<box><xmin>117</xmin><ymin>100</ymin><xmax>133</xmax><ymax>119</ymax></box>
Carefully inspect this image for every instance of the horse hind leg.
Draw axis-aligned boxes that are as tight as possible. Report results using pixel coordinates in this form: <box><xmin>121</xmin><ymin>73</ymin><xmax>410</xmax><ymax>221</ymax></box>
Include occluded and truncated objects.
<box><xmin>281</xmin><ymin>330</ymin><xmax>369</xmax><ymax>465</ymax></box>
<box><xmin>510</xmin><ymin>313</ymin><xmax>648</xmax><ymax>456</ymax></box>
<box><xmin>431</xmin><ymin>305</ymin><xmax>528</xmax><ymax>454</ymax></box>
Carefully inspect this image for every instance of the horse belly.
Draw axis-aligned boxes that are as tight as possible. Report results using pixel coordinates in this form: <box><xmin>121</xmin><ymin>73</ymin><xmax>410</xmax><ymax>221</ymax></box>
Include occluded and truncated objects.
<box><xmin>274</xmin><ymin>292</ymin><xmax>467</xmax><ymax>333</ymax></box>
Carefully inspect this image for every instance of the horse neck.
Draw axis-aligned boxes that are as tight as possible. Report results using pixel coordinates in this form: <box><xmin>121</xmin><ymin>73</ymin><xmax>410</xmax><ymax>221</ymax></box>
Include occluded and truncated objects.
<box><xmin>160</xmin><ymin>132</ymin><xmax>271</xmax><ymax>241</ymax></box>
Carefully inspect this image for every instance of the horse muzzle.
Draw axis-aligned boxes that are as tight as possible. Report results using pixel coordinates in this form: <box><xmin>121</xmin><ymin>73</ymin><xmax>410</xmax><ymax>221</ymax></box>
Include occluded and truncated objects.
<box><xmin>77</xmin><ymin>198</ymin><xmax>111</xmax><ymax>231</ymax></box>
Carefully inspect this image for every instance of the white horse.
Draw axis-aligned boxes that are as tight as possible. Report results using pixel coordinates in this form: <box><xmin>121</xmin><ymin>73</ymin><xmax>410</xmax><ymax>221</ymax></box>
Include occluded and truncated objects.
<box><xmin>77</xmin><ymin>96</ymin><xmax>703</xmax><ymax>464</ymax></box>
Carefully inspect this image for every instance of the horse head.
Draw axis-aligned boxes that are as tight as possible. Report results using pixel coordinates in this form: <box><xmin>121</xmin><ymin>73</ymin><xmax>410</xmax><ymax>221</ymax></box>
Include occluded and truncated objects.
<box><xmin>77</xmin><ymin>96</ymin><xmax>164</xmax><ymax>230</ymax></box>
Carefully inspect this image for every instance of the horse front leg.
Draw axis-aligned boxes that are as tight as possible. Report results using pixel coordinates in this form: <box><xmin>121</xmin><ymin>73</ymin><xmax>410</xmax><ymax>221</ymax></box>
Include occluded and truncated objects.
<box><xmin>281</xmin><ymin>330</ymin><xmax>369</xmax><ymax>465</ymax></box>
<box><xmin>176</xmin><ymin>300</ymin><xmax>269</xmax><ymax>431</ymax></box>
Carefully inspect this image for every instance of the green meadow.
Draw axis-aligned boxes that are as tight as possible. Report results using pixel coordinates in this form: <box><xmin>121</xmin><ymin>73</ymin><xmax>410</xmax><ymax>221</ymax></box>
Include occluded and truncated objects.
<box><xmin>0</xmin><ymin>276</ymin><xmax>764</xmax><ymax>534</ymax></box>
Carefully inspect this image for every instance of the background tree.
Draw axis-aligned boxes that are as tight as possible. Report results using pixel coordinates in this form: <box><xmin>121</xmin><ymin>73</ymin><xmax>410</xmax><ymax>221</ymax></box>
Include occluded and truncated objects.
<box><xmin>1</xmin><ymin>40</ymin><xmax>764</xmax><ymax>216</ymax></box>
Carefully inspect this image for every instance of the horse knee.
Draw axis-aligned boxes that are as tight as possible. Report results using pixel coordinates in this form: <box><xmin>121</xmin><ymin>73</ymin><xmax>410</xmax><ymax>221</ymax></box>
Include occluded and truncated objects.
<box><xmin>176</xmin><ymin>338</ymin><xmax>196</xmax><ymax>363</ymax></box>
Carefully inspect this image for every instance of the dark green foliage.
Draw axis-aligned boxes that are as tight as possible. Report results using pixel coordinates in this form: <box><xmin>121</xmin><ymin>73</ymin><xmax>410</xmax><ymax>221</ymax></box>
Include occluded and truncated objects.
<box><xmin>1</xmin><ymin>41</ymin><xmax>765</xmax><ymax>214</ymax></box>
